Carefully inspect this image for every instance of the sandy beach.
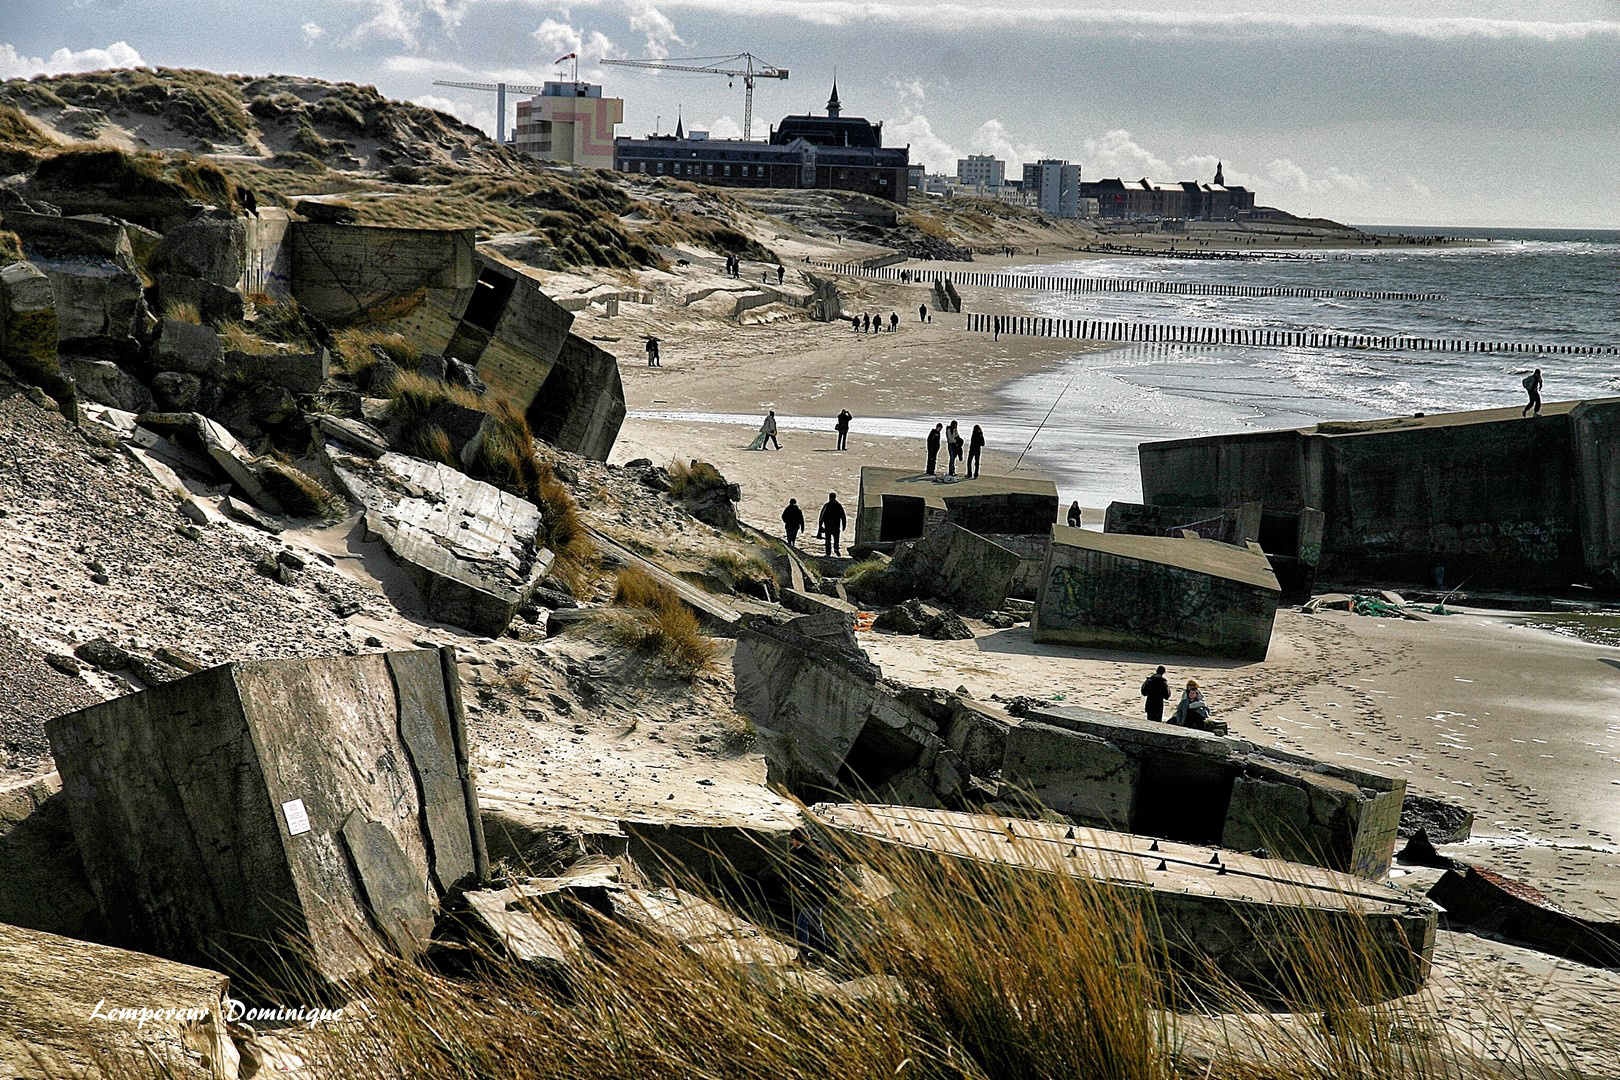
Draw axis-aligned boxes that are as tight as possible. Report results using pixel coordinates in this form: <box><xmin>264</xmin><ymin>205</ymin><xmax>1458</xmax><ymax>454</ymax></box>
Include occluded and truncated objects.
<box><xmin>579</xmin><ymin>245</ymin><xmax>1620</xmax><ymax>926</ymax></box>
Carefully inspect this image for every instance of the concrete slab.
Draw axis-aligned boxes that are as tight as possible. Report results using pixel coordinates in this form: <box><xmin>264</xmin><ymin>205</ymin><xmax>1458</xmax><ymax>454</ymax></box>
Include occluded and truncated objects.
<box><xmin>876</xmin><ymin>520</ymin><xmax>1022</xmax><ymax>613</ymax></box>
<box><xmin>1033</xmin><ymin>525</ymin><xmax>1281</xmax><ymax>660</ymax></box>
<box><xmin>332</xmin><ymin>448</ymin><xmax>552</xmax><ymax>635</ymax></box>
<box><xmin>812</xmin><ymin>803</ymin><xmax>1436</xmax><ymax>1004</ymax></box>
<box><xmin>0</xmin><ymin>922</ymin><xmax>229</xmax><ymax>1079</ymax></box>
<box><xmin>45</xmin><ymin>648</ymin><xmax>485</xmax><ymax>988</ymax></box>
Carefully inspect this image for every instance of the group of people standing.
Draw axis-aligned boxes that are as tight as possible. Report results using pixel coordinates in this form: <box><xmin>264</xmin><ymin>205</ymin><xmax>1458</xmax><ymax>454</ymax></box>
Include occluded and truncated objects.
<box><xmin>924</xmin><ymin>421</ymin><xmax>985</xmax><ymax>478</ymax></box>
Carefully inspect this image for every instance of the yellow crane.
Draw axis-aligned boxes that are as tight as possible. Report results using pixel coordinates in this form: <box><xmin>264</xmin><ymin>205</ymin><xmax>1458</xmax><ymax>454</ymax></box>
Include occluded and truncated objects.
<box><xmin>601</xmin><ymin>53</ymin><xmax>788</xmax><ymax>141</ymax></box>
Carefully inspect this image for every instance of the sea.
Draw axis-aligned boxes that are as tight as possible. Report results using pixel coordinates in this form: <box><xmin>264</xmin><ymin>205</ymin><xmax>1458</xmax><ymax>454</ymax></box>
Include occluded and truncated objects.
<box><xmin>639</xmin><ymin>226</ymin><xmax>1620</xmax><ymax>508</ymax></box>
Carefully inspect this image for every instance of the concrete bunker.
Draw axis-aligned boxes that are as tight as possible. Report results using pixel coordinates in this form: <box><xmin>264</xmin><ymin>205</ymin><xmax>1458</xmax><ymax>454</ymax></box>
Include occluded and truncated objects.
<box><xmin>1104</xmin><ymin>499</ymin><xmax>1324</xmax><ymax>602</ymax></box>
<box><xmin>1138</xmin><ymin>400</ymin><xmax>1620</xmax><ymax>592</ymax></box>
<box><xmin>1033</xmin><ymin>525</ymin><xmax>1282</xmax><ymax>661</ymax></box>
<box><xmin>854</xmin><ymin>466</ymin><xmax>1059</xmax><ymax>549</ymax></box>
<box><xmin>45</xmin><ymin>648</ymin><xmax>488</xmax><ymax>988</ymax></box>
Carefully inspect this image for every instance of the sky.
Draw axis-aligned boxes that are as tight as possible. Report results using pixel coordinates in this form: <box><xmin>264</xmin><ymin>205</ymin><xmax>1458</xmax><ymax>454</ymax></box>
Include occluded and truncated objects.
<box><xmin>2</xmin><ymin>1</ymin><xmax>1617</xmax><ymax>228</ymax></box>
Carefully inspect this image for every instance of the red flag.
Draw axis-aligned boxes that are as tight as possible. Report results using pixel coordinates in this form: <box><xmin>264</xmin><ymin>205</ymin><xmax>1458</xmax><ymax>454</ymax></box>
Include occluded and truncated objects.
<box><xmin>555</xmin><ymin>52</ymin><xmax>577</xmax><ymax>63</ymax></box>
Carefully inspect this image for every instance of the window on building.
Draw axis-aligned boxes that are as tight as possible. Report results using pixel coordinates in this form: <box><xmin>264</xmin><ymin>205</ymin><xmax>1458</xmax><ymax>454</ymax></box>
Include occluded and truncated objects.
<box><xmin>723</xmin><ymin>164</ymin><xmax>730</xmax><ymax>175</ymax></box>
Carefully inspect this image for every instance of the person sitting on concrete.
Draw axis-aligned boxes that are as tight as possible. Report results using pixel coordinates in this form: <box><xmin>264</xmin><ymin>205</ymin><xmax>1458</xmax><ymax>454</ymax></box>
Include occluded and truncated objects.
<box><xmin>782</xmin><ymin>498</ymin><xmax>805</xmax><ymax>547</ymax></box>
<box><xmin>1067</xmin><ymin>501</ymin><xmax>1082</xmax><ymax>527</ymax></box>
<box><xmin>1141</xmin><ymin>665</ymin><xmax>1171</xmax><ymax>723</ymax></box>
<box><xmin>760</xmin><ymin>410</ymin><xmax>781</xmax><ymax>450</ymax></box>
<box><xmin>967</xmin><ymin>424</ymin><xmax>985</xmax><ymax>479</ymax></box>
<box><xmin>1171</xmin><ymin>679</ymin><xmax>1213</xmax><ymax>730</ymax></box>
<box><xmin>1522</xmin><ymin>367</ymin><xmax>1544</xmax><ymax>417</ymax></box>
<box><xmin>835</xmin><ymin>409</ymin><xmax>852</xmax><ymax>451</ymax></box>
<box><xmin>818</xmin><ymin>493</ymin><xmax>846</xmax><ymax>556</ymax></box>
<box><xmin>926</xmin><ymin>423</ymin><xmax>942</xmax><ymax>475</ymax></box>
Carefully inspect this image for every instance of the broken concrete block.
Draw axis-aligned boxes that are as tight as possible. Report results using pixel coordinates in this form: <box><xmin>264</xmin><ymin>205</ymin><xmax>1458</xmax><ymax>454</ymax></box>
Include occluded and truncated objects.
<box><xmin>151</xmin><ymin>317</ymin><xmax>225</xmax><ymax>377</ymax></box>
<box><xmin>1429</xmin><ymin>862</ymin><xmax>1620</xmax><ymax>967</ymax></box>
<box><xmin>872</xmin><ymin>598</ymin><xmax>936</xmax><ymax>634</ymax></box>
<box><xmin>152</xmin><ymin>271</ymin><xmax>245</xmax><ymax>326</ymax></box>
<box><xmin>150</xmin><ymin>370</ymin><xmax>202</xmax><ymax>412</ymax></box>
<box><xmin>149</xmin><ymin>210</ymin><xmax>246</xmax><ymax>287</ymax></box>
<box><xmin>999</xmin><ymin>721</ymin><xmax>1139</xmax><ymax>828</ymax></box>
<box><xmin>1399</xmin><ymin>792</ymin><xmax>1474</xmax><ymax>843</ymax></box>
<box><xmin>60</xmin><ymin>356</ymin><xmax>154</xmax><ymax>413</ymax></box>
<box><xmin>45</xmin><ymin>648</ymin><xmax>487</xmax><ymax>986</ymax></box>
<box><xmin>595</xmin><ymin>885</ymin><xmax>799</xmax><ymax>969</ymax></box>
<box><xmin>733</xmin><ymin>613</ymin><xmax>945</xmax><ymax>796</ymax></box>
<box><xmin>330</xmin><ymin>448</ymin><xmax>552</xmax><ymax>635</ymax></box>
<box><xmin>0</xmin><ymin>772</ymin><xmax>104</xmax><ymax>939</ymax></box>
<box><xmin>290</xmin><ymin>221</ymin><xmax>476</xmax><ymax>324</ymax></box>
<box><xmin>815</xmin><ymin>803</ymin><xmax>1436</xmax><ymax>1005</ymax></box>
<box><xmin>225</xmin><ymin>346</ymin><xmax>330</xmax><ymax>394</ymax></box>
<box><xmin>0</xmin><ymin>260</ymin><xmax>64</xmax><ymax>394</ymax></box>
<box><xmin>525</xmin><ymin>332</ymin><xmax>627</xmax><ymax>461</ymax></box>
<box><xmin>315</xmin><ymin>413</ymin><xmax>390</xmax><ymax>457</ymax></box>
<box><xmin>1104</xmin><ymin>500</ymin><xmax>1263</xmax><ymax>546</ymax></box>
<box><xmin>0</xmin><ymin>921</ymin><xmax>230</xmax><ymax>1079</ymax></box>
<box><xmin>942</xmin><ymin>699</ymin><xmax>1011</xmax><ymax>779</ymax></box>
<box><xmin>873</xmin><ymin>520</ymin><xmax>1022</xmax><ymax>613</ymax></box>
<box><xmin>197</xmin><ymin>415</ymin><xmax>285</xmax><ymax>514</ymax></box>
<box><xmin>1033</xmin><ymin>526</ymin><xmax>1282</xmax><ymax>661</ymax></box>
<box><xmin>222</xmin><ymin>494</ymin><xmax>284</xmax><ymax>534</ymax></box>
<box><xmin>458</xmin><ymin>885</ymin><xmax>588</xmax><ymax>972</ymax></box>
<box><xmin>425</xmin><ymin>399</ymin><xmax>495</xmax><ymax>467</ymax></box>
<box><xmin>920</xmin><ymin>609</ymin><xmax>974</xmax><ymax>640</ymax></box>
<box><xmin>780</xmin><ymin>586</ymin><xmax>858</xmax><ymax>626</ymax></box>
<box><xmin>6</xmin><ymin>213</ymin><xmax>144</xmax><ymax>349</ymax></box>
<box><xmin>1222</xmin><ymin>759</ymin><xmax>1405</xmax><ymax>880</ymax></box>
<box><xmin>854</xmin><ymin>465</ymin><xmax>1060</xmax><ymax>547</ymax></box>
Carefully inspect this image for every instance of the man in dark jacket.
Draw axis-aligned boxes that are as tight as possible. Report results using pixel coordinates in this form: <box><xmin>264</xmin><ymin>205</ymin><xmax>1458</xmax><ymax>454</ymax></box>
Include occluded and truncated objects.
<box><xmin>818</xmin><ymin>493</ymin><xmax>846</xmax><ymax>556</ymax></box>
<box><xmin>1141</xmin><ymin>665</ymin><xmax>1171</xmax><ymax>723</ymax></box>
<box><xmin>835</xmin><ymin>409</ymin><xmax>852</xmax><ymax>451</ymax></box>
<box><xmin>967</xmin><ymin>424</ymin><xmax>985</xmax><ymax>479</ymax></box>
<box><xmin>782</xmin><ymin>498</ymin><xmax>805</xmax><ymax>547</ymax></box>
<box><xmin>926</xmin><ymin>423</ymin><xmax>942</xmax><ymax>474</ymax></box>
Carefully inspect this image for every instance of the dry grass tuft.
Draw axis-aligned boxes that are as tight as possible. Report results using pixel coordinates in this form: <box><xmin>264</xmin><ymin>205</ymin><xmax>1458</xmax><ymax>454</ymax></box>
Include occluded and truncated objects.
<box><xmin>609</xmin><ymin>565</ymin><xmax>719</xmax><ymax>679</ymax></box>
<box><xmin>162</xmin><ymin>299</ymin><xmax>203</xmax><ymax>325</ymax></box>
<box><xmin>0</xmin><ymin>229</ymin><xmax>22</xmax><ymax>265</ymax></box>
<box><xmin>387</xmin><ymin>371</ymin><xmax>483</xmax><ymax>431</ymax></box>
<box><xmin>217</xmin><ymin>320</ymin><xmax>281</xmax><ymax>355</ymax></box>
<box><xmin>404</xmin><ymin>424</ymin><xmax>459</xmax><ymax>468</ymax></box>
<box><xmin>332</xmin><ymin>326</ymin><xmax>419</xmax><ymax>377</ymax></box>
<box><xmin>255</xmin><ymin>458</ymin><xmax>344</xmax><ymax>519</ymax></box>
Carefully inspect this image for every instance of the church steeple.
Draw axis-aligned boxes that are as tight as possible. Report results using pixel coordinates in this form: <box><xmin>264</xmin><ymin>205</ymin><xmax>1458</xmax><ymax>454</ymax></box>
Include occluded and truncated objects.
<box><xmin>826</xmin><ymin>79</ymin><xmax>841</xmax><ymax>119</ymax></box>
<box><xmin>1213</xmin><ymin>160</ymin><xmax>1225</xmax><ymax>186</ymax></box>
<box><xmin>675</xmin><ymin>107</ymin><xmax>684</xmax><ymax>140</ymax></box>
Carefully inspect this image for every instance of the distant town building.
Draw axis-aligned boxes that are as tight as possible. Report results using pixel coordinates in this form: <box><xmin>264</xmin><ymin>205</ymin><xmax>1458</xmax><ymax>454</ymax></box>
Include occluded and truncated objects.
<box><xmin>1080</xmin><ymin>164</ymin><xmax>1255</xmax><ymax>220</ymax></box>
<box><xmin>956</xmin><ymin>154</ymin><xmax>1005</xmax><ymax>192</ymax></box>
<box><xmin>612</xmin><ymin>81</ymin><xmax>910</xmax><ymax>203</ymax></box>
<box><xmin>512</xmin><ymin>81</ymin><xmax>624</xmax><ymax>170</ymax></box>
<box><xmin>1022</xmin><ymin>159</ymin><xmax>1081</xmax><ymax>218</ymax></box>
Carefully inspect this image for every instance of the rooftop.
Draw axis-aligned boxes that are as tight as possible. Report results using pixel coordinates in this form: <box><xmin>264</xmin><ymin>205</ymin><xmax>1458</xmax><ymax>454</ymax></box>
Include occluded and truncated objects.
<box><xmin>858</xmin><ymin>465</ymin><xmax>1058</xmax><ymax>514</ymax></box>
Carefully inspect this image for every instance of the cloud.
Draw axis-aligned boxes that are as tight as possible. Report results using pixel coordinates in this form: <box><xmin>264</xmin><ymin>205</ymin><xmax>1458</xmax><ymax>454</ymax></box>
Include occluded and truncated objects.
<box><xmin>891</xmin><ymin>77</ymin><xmax>929</xmax><ymax>106</ymax></box>
<box><xmin>625</xmin><ymin>0</ymin><xmax>686</xmax><ymax>58</ymax></box>
<box><xmin>1081</xmin><ymin>129</ymin><xmax>1172</xmax><ymax>180</ymax></box>
<box><xmin>381</xmin><ymin>55</ymin><xmax>475</xmax><ymax>78</ymax></box>
<box><xmin>413</xmin><ymin>91</ymin><xmax>494</xmax><ymax>135</ymax></box>
<box><xmin>301</xmin><ymin>22</ymin><xmax>326</xmax><ymax>45</ymax></box>
<box><xmin>557</xmin><ymin>0</ymin><xmax>1620</xmax><ymax>42</ymax></box>
<box><xmin>886</xmin><ymin>110</ymin><xmax>961</xmax><ymax>173</ymax></box>
<box><xmin>970</xmin><ymin>119</ymin><xmax>1045</xmax><ymax>169</ymax></box>
<box><xmin>0</xmin><ymin>41</ymin><xmax>144</xmax><ymax>79</ymax></box>
<box><xmin>532</xmin><ymin>18</ymin><xmax>617</xmax><ymax>65</ymax></box>
<box><xmin>340</xmin><ymin>0</ymin><xmax>479</xmax><ymax>49</ymax></box>
<box><xmin>707</xmin><ymin>114</ymin><xmax>742</xmax><ymax>138</ymax></box>
<box><xmin>1263</xmin><ymin>157</ymin><xmax>1371</xmax><ymax>195</ymax></box>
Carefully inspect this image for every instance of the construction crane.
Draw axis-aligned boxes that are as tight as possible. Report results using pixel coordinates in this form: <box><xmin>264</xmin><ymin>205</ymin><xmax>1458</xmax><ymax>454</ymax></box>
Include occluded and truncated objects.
<box><xmin>430</xmin><ymin>81</ymin><xmax>548</xmax><ymax>144</ymax></box>
<box><xmin>601</xmin><ymin>53</ymin><xmax>787</xmax><ymax>142</ymax></box>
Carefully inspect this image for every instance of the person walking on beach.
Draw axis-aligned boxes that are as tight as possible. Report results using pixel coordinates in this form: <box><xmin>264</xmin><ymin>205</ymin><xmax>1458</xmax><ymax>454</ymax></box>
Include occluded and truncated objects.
<box><xmin>1522</xmin><ymin>367</ymin><xmax>1544</xmax><ymax>417</ymax></box>
<box><xmin>861</xmin><ymin>313</ymin><xmax>871</xmax><ymax>333</ymax></box>
<box><xmin>919</xmin><ymin>303</ymin><xmax>929</xmax><ymax>323</ymax></box>
<box><xmin>1141</xmin><ymin>666</ymin><xmax>1171</xmax><ymax>724</ymax></box>
<box><xmin>1067</xmin><ymin>501</ymin><xmax>1082</xmax><ymax>527</ymax></box>
<box><xmin>889</xmin><ymin>311</ymin><xmax>899</xmax><ymax>332</ymax></box>
<box><xmin>818</xmin><ymin>493</ymin><xmax>846</xmax><ymax>556</ymax></box>
<box><xmin>835</xmin><ymin>408</ymin><xmax>852</xmax><ymax>451</ymax></box>
<box><xmin>759</xmin><ymin>410</ymin><xmax>781</xmax><ymax>450</ymax></box>
<box><xmin>926</xmin><ymin>423</ymin><xmax>942</xmax><ymax>474</ymax></box>
<box><xmin>781</xmin><ymin>498</ymin><xmax>805</xmax><ymax>547</ymax></box>
<box><xmin>777</xmin><ymin>265</ymin><xmax>785</xmax><ymax>285</ymax></box>
<box><xmin>945</xmin><ymin>421</ymin><xmax>964</xmax><ymax>476</ymax></box>
<box><xmin>967</xmin><ymin>424</ymin><xmax>985</xmax><ymax>479</ymax></box>
<box><xmin>645</xmin><ymin>335</ymin><xmax>660</xmax><ymax>367</ymax></box>
<box><xmin>870</xmin><ymin>312</ymin><xmax>882</xmax><ymax>334</ymax></box>
<box><xmin>1171</xmin><ymin>679</ymin><xmax>1213</xmax><ymax>731</ymax></box>
<box><xmin>993</xmin><ymin>316</ymin><xmax>1000</xmax><ymax>342</ymax></box>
